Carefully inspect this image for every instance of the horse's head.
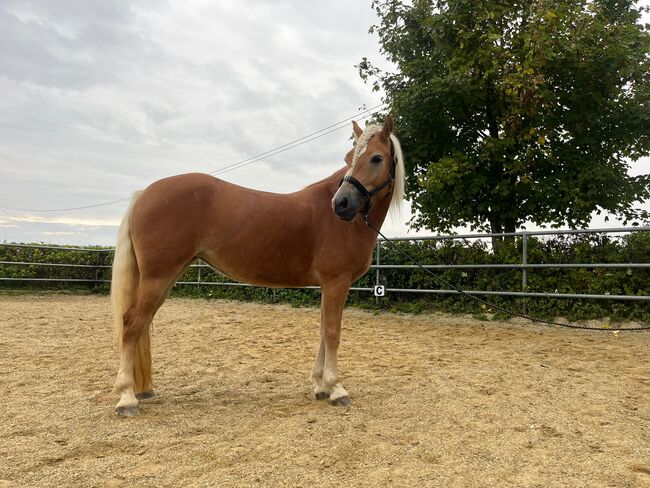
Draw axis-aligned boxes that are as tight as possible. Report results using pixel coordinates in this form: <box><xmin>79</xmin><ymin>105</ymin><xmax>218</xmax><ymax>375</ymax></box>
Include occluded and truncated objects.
<box><xmin>333</xmin><ymin>115</ymin><xmax>404</xmax><ymax>221</ymax></box>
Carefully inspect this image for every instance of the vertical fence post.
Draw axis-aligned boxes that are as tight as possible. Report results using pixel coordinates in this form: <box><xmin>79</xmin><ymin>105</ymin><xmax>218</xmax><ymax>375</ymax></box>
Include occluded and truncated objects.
<box><xmin>375</xmin><ymin>241</ymin><xmax>381</xmax><ymax>305</ymax></box>
<box><xmin>521</xmin><ymin>232</ymin><xmax>528</xmax><ymax>291</ymax></box>
<box><xmin>197</xmin><ymin>258</ymin><xmax>202</xmax><ymax>297</ymax></box>
<box><xmin>521</xmin><ymin>232</ymin><xmax>528</xmax><ymax>313</ymax></box>
<box><xmin>94</xmin><ymin>251</ymin><xmax>100</xmax><ymax>291</ymax></box>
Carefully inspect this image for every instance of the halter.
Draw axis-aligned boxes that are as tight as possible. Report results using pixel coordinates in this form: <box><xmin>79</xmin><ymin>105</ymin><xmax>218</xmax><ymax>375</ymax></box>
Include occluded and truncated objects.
<box><xmin>339</xmin><ymin>138</ymin><xmax>397</xmax><ymax>220</ymax></box>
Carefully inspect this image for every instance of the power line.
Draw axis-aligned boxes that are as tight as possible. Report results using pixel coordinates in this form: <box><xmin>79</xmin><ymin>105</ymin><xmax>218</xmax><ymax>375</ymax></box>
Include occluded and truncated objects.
<box><xmin>208</xmin><ymin>103</ymin><xmax>385</xmax><ymax>176</ymax></box>
<box><xmin>0</xmin><ymin>205</ymin><xmax>85</xmax><ymax>246</ymax></box>
<box><xmin>6</xmin><ymin>103</ymin><xmax>386</xmax><ymax>214</ymax></box>
<box><xmin>11</xmin><ymin>197</ymin><xmax>131</xmax><ymax>214</ymax></box>
<box><xmin>211</xmin><ymin>110</ymin><xmax>379</xmax><ymax>176</ymax></box>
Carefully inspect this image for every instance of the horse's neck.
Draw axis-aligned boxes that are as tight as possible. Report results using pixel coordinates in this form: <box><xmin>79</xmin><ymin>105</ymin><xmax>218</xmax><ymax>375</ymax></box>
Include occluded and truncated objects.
<box><xmin>304</xmin><ymin>166</ymin><xmax>347</xmax><ymax>195</ymax></box>
<box><xmin>365</xmin><ymin>190</ymin><xmax>392</xmax><ymax>230</ymax></box>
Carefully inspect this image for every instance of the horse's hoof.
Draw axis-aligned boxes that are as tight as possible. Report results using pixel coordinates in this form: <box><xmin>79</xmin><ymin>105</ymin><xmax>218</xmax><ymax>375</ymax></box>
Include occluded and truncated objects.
<box><xmin>331</xmin><ymin>395</ymin><xmax>351</xmax><ymax>407</ymax></box>
<box><xmin>315</xmin><ymin>391</ymin><xmax>330</xmax><ymax>401</ymax></box>
<box><xmin>136</xmin><ymin>391</ymin><xmax>156</xmax><ymax>400</ymax></box>
<box><xmin>115</xmin><ymin>405</ymin><xmax>140</xmax><ymax>417</ymax></box>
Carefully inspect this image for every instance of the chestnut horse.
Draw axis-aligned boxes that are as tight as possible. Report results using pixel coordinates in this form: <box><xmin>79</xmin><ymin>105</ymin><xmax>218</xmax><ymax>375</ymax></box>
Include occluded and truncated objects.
<box><xmin>112</xmin><ymin>116</ymin><xmax>404</xmax><ymax>416</ymax></box>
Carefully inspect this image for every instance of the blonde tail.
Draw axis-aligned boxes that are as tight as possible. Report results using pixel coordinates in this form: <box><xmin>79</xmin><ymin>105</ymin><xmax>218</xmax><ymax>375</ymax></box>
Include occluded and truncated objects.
<box><xmin>111</xmin><ymin>191</ymin><xmax>152</xmax><ymax>394</ymax></box>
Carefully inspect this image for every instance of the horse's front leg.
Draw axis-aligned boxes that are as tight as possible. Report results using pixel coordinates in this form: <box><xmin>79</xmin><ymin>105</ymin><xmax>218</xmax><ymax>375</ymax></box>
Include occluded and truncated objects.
<box><xmin>312</xmin><ymin>278</ymin><xmax>351</xmax><ymax>406</ymax></box>
<box><xmin>311</xmin><ymin>313</ymin><xmax>328</xmax><ymax>400</ymax></box>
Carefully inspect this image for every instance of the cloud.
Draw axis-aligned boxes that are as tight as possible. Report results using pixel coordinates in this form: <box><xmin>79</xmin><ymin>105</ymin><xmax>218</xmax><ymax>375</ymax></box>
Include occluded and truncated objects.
<box><xmin>2</xmin><ymin>1</ymin><xmax>645</xmax><ymax>247</ymax></box>
<box><xmin>0</xmin><ymin>0</ymin><xmax>389</xmax><ymax>245</ymax></box>
<box><xmin>8</xmin><ymin>215</ymin><xmax>120</xmax><ymax>227</ymax></box>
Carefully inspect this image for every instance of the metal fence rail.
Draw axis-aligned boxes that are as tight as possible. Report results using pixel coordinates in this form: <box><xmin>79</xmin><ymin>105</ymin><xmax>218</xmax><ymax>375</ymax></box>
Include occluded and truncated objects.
<box><xmin>1</xmin><ymin>226</ymin><xmax>648</xmax><ymax>301</ymax></box>
<box><xmin>376</xmin><ymin>226</ymin><xmax>650</xmax><ymax>241</ymax></box>
<box><xmin>370</xmin><ymin>226</ymin><xmax>650</xmax><ymax>301</ymax></box>
<box><xmin>0</xmin><ymin>243</ymin><xmax>111</xmax><ymax>252</ymax></box>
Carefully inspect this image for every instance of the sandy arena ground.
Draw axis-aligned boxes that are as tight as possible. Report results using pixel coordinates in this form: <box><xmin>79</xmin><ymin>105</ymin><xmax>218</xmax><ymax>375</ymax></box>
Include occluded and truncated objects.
<box><xmin>0</xmin><ymin>295</ymin><xmax>648</xmax><ymax>487</ymax></box>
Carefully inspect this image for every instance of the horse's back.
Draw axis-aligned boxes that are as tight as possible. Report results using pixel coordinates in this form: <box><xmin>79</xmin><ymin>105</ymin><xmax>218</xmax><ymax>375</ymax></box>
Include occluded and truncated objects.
<box><xmin>129</xmin><ymin>173</ymin><xmax>321</xmax><ymax>286</ymax></box>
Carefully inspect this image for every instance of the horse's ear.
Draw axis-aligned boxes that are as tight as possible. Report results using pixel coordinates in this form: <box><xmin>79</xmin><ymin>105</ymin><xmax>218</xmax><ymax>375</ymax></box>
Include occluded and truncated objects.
<box><xmin>380</xmin><ymin>115</ymin><xmax>394</xmax><ymax>140</ymax></box>
<box><xmin>352</xmin><ymin>120</ymin><xmax>363</xmax><ymax>141</ymax></box>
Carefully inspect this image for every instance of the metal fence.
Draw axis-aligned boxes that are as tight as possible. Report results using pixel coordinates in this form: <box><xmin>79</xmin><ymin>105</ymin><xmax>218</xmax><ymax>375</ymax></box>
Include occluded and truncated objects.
<box><xmin>1</xmin><ymin>226</ymin><xmax>649</xmax><ymax>302</ymax></box>
<box><xmin>369</xmin><ymin>226</ymin><xmax>650</xmax><ymax>302</ymax></box>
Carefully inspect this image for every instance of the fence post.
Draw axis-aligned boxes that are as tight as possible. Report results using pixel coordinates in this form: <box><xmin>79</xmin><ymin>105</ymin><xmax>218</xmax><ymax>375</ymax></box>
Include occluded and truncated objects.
<box><xmin>375</xmin><ymin>241</ymin><xmax>381</xmax><ymax>305</ymax></box>
<box><xmin>197</xmin><ymin>258</ymin><xmax>202</xmax><ymax>296</ymax></box>
<box><xmin>521</xmin><ymin>233</ymin><xmax>528</xmax><ymax>291</ymax></box>
<box><xmin>94</xmin><ymin>252</ymin><xmax>100</xmax><ymax>291</ymax></box>
<box><xmin>521</xmin><ymin>232</ymin><xmax>528</xmax><ymax>313</ymax></box>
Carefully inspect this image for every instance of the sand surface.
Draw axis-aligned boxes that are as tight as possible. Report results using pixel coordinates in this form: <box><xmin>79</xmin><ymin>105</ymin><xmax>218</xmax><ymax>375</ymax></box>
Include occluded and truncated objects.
<box><xmin>0</xmin><ymin>295</ymin><xmax>648</xmax><ymax>487</ymax></box>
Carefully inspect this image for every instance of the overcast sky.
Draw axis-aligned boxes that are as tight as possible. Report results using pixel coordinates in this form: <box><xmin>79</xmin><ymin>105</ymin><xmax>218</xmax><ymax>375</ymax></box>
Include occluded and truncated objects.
<box><xmin>1</xmin><ymin>0</ymin><xmax>648</xmax><ymax>246</ymax></box>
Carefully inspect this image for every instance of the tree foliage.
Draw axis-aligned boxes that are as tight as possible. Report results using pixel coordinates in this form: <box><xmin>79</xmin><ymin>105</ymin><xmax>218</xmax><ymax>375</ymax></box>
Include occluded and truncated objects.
<box><xmin>359</xmin><ymin>0</ymin><xmax>650</xmax><ymax>235</ymax></box>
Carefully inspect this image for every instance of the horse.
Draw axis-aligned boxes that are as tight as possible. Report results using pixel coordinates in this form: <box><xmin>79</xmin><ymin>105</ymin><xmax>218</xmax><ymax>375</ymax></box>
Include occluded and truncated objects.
<box><xmin>111</xmin><ymin>115</ymin><xmax>405</xmax><ymax>416</ymax></box>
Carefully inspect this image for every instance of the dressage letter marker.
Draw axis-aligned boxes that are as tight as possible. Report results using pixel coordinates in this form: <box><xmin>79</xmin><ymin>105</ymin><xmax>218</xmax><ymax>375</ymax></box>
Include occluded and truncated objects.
<box><xmin>373</xmin><ymin>285</ymin><xmax>385</xmax><ymax>297</ymax></box>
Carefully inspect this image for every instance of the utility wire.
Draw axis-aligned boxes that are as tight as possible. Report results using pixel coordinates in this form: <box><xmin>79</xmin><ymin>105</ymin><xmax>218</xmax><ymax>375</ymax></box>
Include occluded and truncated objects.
<box><xmin>10</xmin><ymin>197</ymin><xmax>132</xmax><ymax>214</ymax></box>
<box><xmin>6</xmin><ymin>103</ymin><xmax>385</xmax><ymax>214</ymax></box>
<box><xmin>211</xmin><ymin>110</ymin><xmax>379</xmax><ymax>176</ymax></box>
<box><xmin>208</xmin><ymin>103</ymin><xmax>385</xmax><ymax>176</ymax></box>
<box><xmin>0</xmin><ymin>205</ymin><xmax>85</xmax><ymax>247</ymax></box>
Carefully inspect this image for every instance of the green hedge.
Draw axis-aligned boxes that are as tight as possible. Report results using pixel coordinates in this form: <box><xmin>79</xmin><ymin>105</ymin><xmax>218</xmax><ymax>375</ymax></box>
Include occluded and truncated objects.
<box><xmin>1</xmin><ymin>232</ymin><xmax>648</xmax><ymax>322</ymax></box>
<box><xmin>367</xmin><ymin>232</ymin><xmax>649</xmax><ymax>321</ymax></box>
<box><xmin>0</xmin><ymin>245</ymin><xmax>112</xmax><ymax>292</ymax></box>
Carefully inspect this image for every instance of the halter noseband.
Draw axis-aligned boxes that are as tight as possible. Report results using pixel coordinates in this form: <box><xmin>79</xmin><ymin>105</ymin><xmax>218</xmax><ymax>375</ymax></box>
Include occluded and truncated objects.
<box><xmin>338</xmin><ymin>139</ymin><xmax>397</xmax><ymax>219</ymax></box>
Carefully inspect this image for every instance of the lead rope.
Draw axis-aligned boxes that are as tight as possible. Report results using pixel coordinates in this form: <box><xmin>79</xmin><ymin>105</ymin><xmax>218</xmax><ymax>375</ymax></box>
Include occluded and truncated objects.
<box><xmin>362</xmin><ymin>217</ymin><xmax>650</xmax><ymax>332</ymax></box>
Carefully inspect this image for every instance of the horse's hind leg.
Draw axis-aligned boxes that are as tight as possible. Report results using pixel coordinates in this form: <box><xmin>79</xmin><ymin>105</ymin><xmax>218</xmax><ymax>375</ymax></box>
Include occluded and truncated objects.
<box><xmin>134</xmin><ymin>281</ymin><xmax>174</xmax><ymax>401</ymax></box>
<box><xmin>114</xmin><ymin>277</ymin><xmax>171</xmax><ymax>416</ymax></box>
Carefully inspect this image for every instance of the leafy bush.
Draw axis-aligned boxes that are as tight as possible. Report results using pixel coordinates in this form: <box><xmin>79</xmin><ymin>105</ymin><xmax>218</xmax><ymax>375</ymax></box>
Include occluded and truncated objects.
<box><xmin>0</xmin><ymin>244</ymin><xmax>112</xmax><ymax>292</ymax></box>
<box><xmin>1</xmin><ymin>231</ymin><xmax>648</xmax><ymax>322</ymax></box>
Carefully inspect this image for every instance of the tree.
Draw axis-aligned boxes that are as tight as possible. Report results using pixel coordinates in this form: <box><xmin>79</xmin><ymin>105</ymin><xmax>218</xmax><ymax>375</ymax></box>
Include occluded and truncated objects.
<box><xmin>359</xmin><ymin>0</ymin><xmax>650</xmax><ymax>244</ymax></box>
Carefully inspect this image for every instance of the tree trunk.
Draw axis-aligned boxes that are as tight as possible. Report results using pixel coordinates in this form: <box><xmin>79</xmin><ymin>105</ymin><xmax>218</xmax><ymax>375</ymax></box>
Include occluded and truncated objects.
<box><xmin>489</xmin><ymin>216</ymin><xmax>503</xmax><ymax>251</ymax></box>
<box><xmin>490</xmin><ymin>217</ymin><xmax>516</xmax><ymax>253</ymax></box>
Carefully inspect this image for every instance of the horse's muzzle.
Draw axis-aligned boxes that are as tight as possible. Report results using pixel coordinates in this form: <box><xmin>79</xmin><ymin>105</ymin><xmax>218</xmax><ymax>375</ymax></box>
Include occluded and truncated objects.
<box><xmin>333</xmin><ymin>184</ymin><xmax>362</xmax><ymax>221</ymax></box>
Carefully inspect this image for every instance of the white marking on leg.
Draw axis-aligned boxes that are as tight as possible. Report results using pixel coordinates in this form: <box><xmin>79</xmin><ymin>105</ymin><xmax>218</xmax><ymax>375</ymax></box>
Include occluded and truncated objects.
<box><xmin>311</xmin><ymin>336</ymin><xmax>327</xmax><ymax>396</ymax></box>
<box><xmin>114</xmin><ymin>342</ymin><xmax>139</xmax><ymax>410</ymax></box>
<box><xmin>330</xmin><ymin>383</ymin><xmax>349</xmax><ymax>402</ymax></box>
<box><xmin>323</xmin><ymin>347</ymin><xmax>349</xmax><ymax>401</ymax></box>
<box><xmin>318</xmin><ymin>279</ymin><xmax>350</xmax><ymax>403</ymax></box>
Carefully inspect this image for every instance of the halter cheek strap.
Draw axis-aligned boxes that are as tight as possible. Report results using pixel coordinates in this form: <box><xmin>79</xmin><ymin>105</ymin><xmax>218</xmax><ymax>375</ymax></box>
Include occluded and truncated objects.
<box><xmin>338</xmin><ymin>140</ymin><xmax>397</xmax><ymax>219</ymax></box>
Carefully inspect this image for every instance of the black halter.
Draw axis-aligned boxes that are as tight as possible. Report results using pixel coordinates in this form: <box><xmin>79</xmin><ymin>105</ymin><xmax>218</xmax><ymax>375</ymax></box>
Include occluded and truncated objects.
<box><xmin>339</xmin><ymin>139</ymin><xmax>397</xmax><ymax>219</ymax></box>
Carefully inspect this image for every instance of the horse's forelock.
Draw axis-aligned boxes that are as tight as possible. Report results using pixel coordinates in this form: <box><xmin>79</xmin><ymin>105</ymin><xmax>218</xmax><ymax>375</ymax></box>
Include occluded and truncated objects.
<box><xmin>350</xmin><ymin>125</ymin><xmax>382</xmax><ymax>168</ymax></box>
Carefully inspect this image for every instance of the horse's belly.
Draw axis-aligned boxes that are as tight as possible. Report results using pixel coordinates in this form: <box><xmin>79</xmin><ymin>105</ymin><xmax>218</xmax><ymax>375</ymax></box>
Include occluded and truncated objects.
<box><xmin>199</xmin><ymin>247</ymin><xmax>317</xmax><ymax>288</ymax></box>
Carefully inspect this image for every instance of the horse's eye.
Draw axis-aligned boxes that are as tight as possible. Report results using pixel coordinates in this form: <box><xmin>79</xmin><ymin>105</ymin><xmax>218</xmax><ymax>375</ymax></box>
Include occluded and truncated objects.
<box><xmin>371</xmin><ymin>155</ymin><xmax>383</xmax><ymax>164</ymax></box>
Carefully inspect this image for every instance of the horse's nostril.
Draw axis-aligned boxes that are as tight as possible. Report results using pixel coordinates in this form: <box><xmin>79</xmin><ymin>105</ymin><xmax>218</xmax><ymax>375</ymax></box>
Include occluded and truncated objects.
<box><xmin>338</xmin><ymin>197</ymin><xmax>349</xmax><ymax>210</ymax></box>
